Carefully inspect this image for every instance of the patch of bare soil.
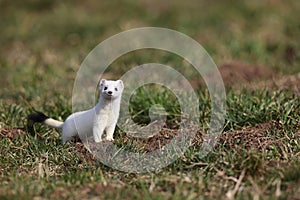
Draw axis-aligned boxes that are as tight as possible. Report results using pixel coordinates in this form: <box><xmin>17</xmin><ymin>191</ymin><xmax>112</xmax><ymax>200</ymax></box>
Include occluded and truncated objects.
<box><xmin>121</xmin><ymin>128</ymin><xmax>203</xmax><ymax>152</ymax></box>
<box><xmin>216</xmin><ymin>60</ymin><xmax>300</xmax><ymax>95</ymax></box>
<box><xmin>0</xmin><ymin>127</ymin><xmax>25</xmax><ymax>139</ymax></box>
<box><xmin>217</xmin><ymin>61</ymin><xmax>276</xmax><ymax>88</ymax></box>
<box><xmin>251</xmin><ymin>74</ymin><xmax>300</xmax><ymax>95</ymax></box>
<box><xmin>117</xmin><ymin>120</ymin><xmax>292</xmax><ymax>153</ymax></box>
<box><xmin>218</xmin><ymin>120</ymin><xmax>286</xmax><ymax>150</ymax></box>
<box><xmin>83</xmin><ymin>127</ymin><xmax>202</xmax><ymax>156</ymax></box>
<box><xmin>74</xmin><ymin>141</ymin><xmax>97</xmax><ymax>163</ymax></box>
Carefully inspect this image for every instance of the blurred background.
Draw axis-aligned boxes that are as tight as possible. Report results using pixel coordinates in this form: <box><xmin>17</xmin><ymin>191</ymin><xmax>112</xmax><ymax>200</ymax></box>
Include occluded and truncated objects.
<box><xmin>0</xmin><ymin>0</ymin><xmax>299</xmax><ymax>102</ymax></box>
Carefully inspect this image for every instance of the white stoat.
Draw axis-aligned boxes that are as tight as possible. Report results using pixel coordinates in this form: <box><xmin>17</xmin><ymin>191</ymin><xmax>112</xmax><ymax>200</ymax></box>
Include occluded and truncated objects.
<box><xmin>27</xmin><ymin>79</ymin><xmax>124</xmax><ymax>144</ymax></box>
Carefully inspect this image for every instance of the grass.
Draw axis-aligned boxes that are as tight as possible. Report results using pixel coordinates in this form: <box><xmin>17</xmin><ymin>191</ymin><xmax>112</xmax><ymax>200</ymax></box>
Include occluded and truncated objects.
<box><xmin>1</xmin><ymin>0</ymin><xmax>300</xmax><ymax>199</ymax></box>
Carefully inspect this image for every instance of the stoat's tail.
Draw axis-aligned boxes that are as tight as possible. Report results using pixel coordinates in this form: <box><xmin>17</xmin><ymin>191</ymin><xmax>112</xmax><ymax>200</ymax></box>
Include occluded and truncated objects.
<box><xmin>27</xmin><ymin>111</ymin><xmax>64</xmax><ymax>133</ymax></box>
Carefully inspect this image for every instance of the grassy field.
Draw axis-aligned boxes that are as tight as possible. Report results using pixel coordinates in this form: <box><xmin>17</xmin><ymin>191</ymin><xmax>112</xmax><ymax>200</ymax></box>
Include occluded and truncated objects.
<box><xmin>1</xmin><ymin>0</ymin><xmax>300</xmax><ymax>199</ymax></box>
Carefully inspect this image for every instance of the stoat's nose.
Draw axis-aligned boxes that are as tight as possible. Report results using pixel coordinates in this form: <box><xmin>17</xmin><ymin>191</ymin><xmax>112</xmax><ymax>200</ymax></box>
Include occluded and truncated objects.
<box><xmin>108</xmin><ymin>91</ymin><xmax>112</xmax><ymax>95</ymax></box>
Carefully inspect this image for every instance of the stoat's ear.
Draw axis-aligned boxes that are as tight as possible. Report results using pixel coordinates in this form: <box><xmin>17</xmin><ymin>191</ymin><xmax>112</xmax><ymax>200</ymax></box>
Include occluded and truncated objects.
<box><xmin>99</xmin><ymin>79</ymin><xmax>106</xmax><ymax>88</ymax></box>
<box><xmin>118</xmin><ymin>80</ymin><xmax>124</xmax><ymax>90</ymax></box>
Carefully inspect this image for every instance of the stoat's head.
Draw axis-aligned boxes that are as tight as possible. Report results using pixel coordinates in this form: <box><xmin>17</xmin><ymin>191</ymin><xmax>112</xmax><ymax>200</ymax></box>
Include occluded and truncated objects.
<box><xmin>99</xmin><ymin>79</ymin><xmax>124</xmax><ymax>99</ymax></box>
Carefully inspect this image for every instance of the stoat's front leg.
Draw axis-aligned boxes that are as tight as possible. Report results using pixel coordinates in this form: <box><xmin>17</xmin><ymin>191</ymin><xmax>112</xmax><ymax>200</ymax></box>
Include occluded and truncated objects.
<box><xmin>93</xmin><ymin>123</ymin><xmax>105</xmax><ymax>143</ymax></box>
<box><xmin>105</xmin><ymin>125</ymin><xmax>116</xmax><ymax>141</ymax></box>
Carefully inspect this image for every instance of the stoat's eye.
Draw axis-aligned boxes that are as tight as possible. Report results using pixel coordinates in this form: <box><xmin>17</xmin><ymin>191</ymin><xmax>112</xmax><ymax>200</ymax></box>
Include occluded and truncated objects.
<box><xmin>104</xmin><ymin>87</ymin><xmax>108</xmax><ymax>90</ymax></box>
<box><xmin>115</xmin><ymin>88</ymin><xmax>118</xmax><ymax>91</ymax></box>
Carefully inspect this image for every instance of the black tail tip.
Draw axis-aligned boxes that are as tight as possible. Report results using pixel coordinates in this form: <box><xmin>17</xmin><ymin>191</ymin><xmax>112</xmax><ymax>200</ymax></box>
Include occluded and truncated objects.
<box><xmin>27</xmin><ymin>111</ymin><xmax>49</xmax><ymax>123</ymax></box>
<box><xmin>27</xmin><ymin>111</ymin><xmax>49</xmax><ymax>135</ymax></box>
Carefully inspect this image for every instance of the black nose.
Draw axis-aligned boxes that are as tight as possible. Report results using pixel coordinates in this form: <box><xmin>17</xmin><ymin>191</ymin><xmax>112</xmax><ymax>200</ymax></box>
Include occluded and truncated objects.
<box><xmin>108</xmin><ymin>91</ymin><xmax>112</xmax><ymax>95</ymax></box>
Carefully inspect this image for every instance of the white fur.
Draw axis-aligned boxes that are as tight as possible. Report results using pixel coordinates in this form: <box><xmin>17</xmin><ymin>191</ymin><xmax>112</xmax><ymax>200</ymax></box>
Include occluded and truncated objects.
<box><xmin>44</xmin><ymin>118</ymin><xmax>64</xmax><ymax>128</ymax></box>
<box><xmin>43</xmin><ymin>79</ymin><xmax>124</xmax><ymax>144</ymax></box>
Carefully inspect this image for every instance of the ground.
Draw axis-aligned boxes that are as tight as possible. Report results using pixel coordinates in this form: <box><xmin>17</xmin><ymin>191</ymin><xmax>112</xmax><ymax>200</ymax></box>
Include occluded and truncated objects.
<box><xmin>1</xmin><ymin>0</ymin><xmax>300</xmax><ymax>199</ymax></box>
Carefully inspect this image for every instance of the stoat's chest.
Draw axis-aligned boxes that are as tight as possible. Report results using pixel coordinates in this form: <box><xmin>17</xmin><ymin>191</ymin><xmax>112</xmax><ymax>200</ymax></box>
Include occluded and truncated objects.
<box><xmin>96</xmin><ymin>101</ymin><xmax>120</xmax><ymax>124</ymax></box>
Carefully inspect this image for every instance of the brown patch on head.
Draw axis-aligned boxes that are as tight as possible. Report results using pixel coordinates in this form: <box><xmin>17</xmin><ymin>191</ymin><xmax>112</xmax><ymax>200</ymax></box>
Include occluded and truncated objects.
<box><xmin>218</xmin><ymin>120</ymin><xmax>284</xmax><ymax>150</ymax></box>
<box><xmin>0</xmin><ymin>127</ymin><xmax>25</xmax><ymax>139</ymax></box>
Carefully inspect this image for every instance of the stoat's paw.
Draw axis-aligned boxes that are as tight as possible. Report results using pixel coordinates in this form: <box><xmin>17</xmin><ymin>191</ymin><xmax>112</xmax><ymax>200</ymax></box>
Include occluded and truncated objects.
<box><xmin>94</xmin><ymin>137</ymin><xmax>102</xmax><ymax>143</ymax></box>
<box><xmin>105</xmin><ymin>137</ymin><xmax>114</xmax><ymax>142</ymax></box>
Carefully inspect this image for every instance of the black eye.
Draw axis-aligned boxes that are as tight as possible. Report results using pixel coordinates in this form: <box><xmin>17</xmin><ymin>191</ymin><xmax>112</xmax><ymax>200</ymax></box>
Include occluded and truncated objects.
<box><xmin>115</xmin><ymin>88</ymin><xmax>118</xmax><ymax>91</ymax></box>
<box><xmin>104</xmin><ymin>87</ymin><xmax>108</xmax><ymax>90</ymax></box>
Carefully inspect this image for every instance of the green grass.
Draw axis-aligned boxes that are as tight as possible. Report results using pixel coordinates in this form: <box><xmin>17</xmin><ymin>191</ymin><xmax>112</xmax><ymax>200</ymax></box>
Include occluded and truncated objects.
<box><xmin>1</xmin><ymin>0</ymin><xmax>300</xmax><ymax>199</ymax></box>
